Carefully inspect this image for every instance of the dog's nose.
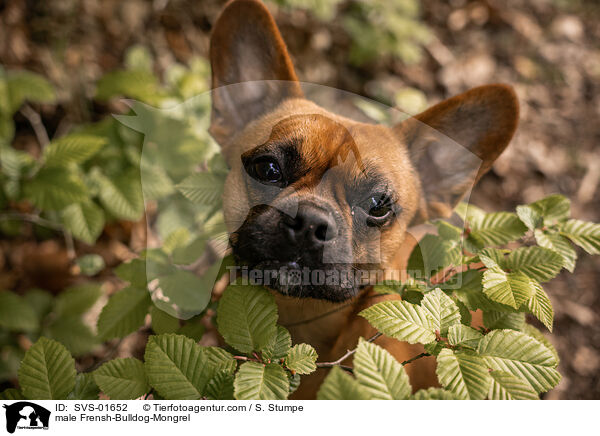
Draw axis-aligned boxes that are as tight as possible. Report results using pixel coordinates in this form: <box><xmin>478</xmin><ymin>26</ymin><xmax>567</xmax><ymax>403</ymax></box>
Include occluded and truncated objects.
<box><xmin>281</xmin><ymin>203</ymin><xmax>337</xmax><ymax>247</ymax></box>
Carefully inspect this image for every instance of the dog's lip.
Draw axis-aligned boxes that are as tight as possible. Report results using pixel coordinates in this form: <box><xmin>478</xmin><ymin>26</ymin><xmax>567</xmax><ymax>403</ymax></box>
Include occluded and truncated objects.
<box><xmin>253</xmin><ymin>260</ymin><xmax>302</xmax><ymax>270</ymax></box>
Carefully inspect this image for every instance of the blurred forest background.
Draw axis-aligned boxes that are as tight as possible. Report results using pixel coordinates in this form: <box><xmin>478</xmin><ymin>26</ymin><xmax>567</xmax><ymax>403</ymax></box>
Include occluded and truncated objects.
<box><xmin>0</xmin><ymin>0</ymin><xmax>599</xmax><ymax>399</ymax></box>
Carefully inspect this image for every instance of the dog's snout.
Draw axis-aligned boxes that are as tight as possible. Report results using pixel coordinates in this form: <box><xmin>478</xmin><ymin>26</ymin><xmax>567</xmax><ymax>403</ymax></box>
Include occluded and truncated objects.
<box><xmin>281</xmin><ymin>203</ymin><xmax>337</xmax><ymax>247</ymax></box>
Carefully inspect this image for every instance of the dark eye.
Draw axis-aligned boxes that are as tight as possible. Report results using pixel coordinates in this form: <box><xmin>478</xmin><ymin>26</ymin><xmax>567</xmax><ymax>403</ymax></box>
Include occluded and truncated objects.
<box><xmin>362</xmin><ymin>194</ymin><xmax>394</xmax><ymax>223</ymax></box>
<box><xmin>252</xmin><ymin>157</ymin><xmax>282</xmax><ymax>184</ymax></box>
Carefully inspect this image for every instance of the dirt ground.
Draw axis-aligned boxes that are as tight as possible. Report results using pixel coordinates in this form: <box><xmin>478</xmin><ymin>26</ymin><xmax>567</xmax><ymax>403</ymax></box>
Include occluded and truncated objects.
<box><xmin>1</xmin><ymin>0</ymin><xmax>598</xmax><ymax>398</ymax></box>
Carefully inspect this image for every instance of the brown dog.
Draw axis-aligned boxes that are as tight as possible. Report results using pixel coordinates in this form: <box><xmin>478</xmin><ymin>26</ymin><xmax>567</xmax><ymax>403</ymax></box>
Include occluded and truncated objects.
<box><xmin>209</xmin><ymin>0</ymin><xmax>519</xmax><ymax>399</ymax></box>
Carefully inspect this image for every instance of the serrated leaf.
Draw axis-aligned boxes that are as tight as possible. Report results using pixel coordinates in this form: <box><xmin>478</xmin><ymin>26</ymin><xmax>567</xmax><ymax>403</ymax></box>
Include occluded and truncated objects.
<box><xmin>150</xmin><ymin>269</ymin><xmax>212</xmax><ymax>319</ymax></box>
<box><xmin>6</xmin><ymin>70</ymin><xmax>55</xmax><ymax>112</ymax></box>
<box><xmin>62</xmin><ymin>201</ymin><xmax>105</xmax><ymax>244</ymax></box>
<box><xmin>55</xmin><ymin>283</ymin><xmax>102</xmax><ymax>316</ymax></box>
<box><xmin>24</xmin><ymin>167</ymin><xmax>88</xmax><ymax>211</ymax></box>
<box><xmin>205</xmin><ymin>372</ymin><xmax>235</xmax><ymax>400</ymax></box>
<box><xmin>526</xmin><ymin>285</ymin><xmax>554</xmax><ymax>331</ymax></box>
<box><xmin>478</xmin><ymin>329</ymin><xmax>560</xmax><ymax>393</ymax></box>
<box><xmin>482</xmin><ymin>266</ymin><xmax>536</xmax><ymax>309</ymax></box>
<box><xmin>234</xmin><ymin>362</ymin><xmax>289</xmax><ymax>400</ymax></box>
<box><xmin>420</xmin><ymin>288</ymin><xmax>461</xmax><ymax>336</ymax></box>
<box><xmin>176</xmin><ymin>173</ymin><xmax>224</xmax><ymax>207</ymax></box>
<box><xmin>353</xmin><ymin>339</ymin><xmax>411</xmax><ymax>400</ymax></box>
<box><xmin>407</xmin><ymin>234</ymin><xmax>461</xmax><ymax>279</ymax></box>
<box><xmin>483</xmin><ymin>311</ymin><xmax>525</xmax><ymax>331</ymax></box>
<box><xmin>97</xmin><ymin>286</ymin><xmax>151</xmax><ymax>340</ymax></box>
<box><xmin>517</xmin><ymin>195</ymin><xmax>570</xmax><ymax>229</ymax></box>
<box><xmin>216</xmin><ymin>285</ymin><xmax>278</xmax><ymax>353</ymax></box>
<box><xmin>151</xmin><ymin>305</ymin><xmax>180</xmax><ymax>334</ymax></box>
<box><xmin>0</xmin><ymin>291</ymin><xmax>38</xmax><ymax>331</ymax></box>
<box><xmin>435</xmin><ymin>349</ymin><xmax>491</xmax><ymax>400</ymax></box>
<box><xmin>284</xmin><ymin>344</ymin><xmax>318</xmax><ymax>375</ymax></box>
<box><xmin>412</xmin><ymin>387</ymin><xmax>457</xmax><ymax>400</ymax></box>
<box><xmin>0</xmin><ymin>388</ymin><xmax>25</xmax><ymax>400</ymax></box>
<box><xmin>93</xmin><ymin>358</ymin><xmax>149</xmax><ymax>400</ymax></box>
<box><xmin>44</xmin><ymin>134</ymin><xmax>106</xmax><ymax>166</ymax></box>
<box><xmin>262</xmin><ymin>326</ymin><xmax>292</xmax><ymax>361</ymax></box>
<box><xmin>504</xmin><ymin>246</ymin><xmax>563</xmax><ymax>282</ymax></box>
<box><xmin>68</xmin><ymin>373</ymin><xmax>100</xmax><ymax>400</ymax></box>
<box><xmin>94</xmin><ymin>169</ymin><xmax>144</xmax><ymax>221</ymax></box>
<box><xmin>535</xmin><ymin>229</ymin><xmax>576</xmax><ymax>272</ymax></box>
<box><xmin>467</xmin><ymin>212</ymin><xmax>527</xmax><ymax>250</ymax></box>
<box><xmin>144</xmin><ymin>334</ymin><xmax>234</xmax><ymax>399</ymax></box>
<box><xmin>447</xmin><ymin>270</ymin><xmax>517</xmax><ymax>313</ymax></box>
<box><xmin>488</xmin><ymin>370</ymin><xmax>539</xmax><ymax>400</ymax></box>
<box><xmin>560</xmin><ymin>219</ymin><xmax>600</xmax><ymax>255</ymax></box>
<box><xmin>18</xmin><ymin>337</ymin><xmax>76</xmax><ymax>399</ymax></box>
<box><xmin>448</xmin><ymin>324</ymin><xmax>483</xmax><ymax>348</ymax></box>
<box><xmin>47</xmin><ymin>316</ymin><xmax>97</xmax><ymax>356</ymax></box>
<box><xmin>316</xmin><ymin>366</ymin><xmax>369</xmax><ymax>400</ymax></box>
<box><xmin>521</xmin><ymin>324</ymin><xmax>559</xmax><ymax>364</ymax></box>
<box><xmin>359</xmin><ymin>300</ymin><xmax>436</xmax><ymax>344</ymax></box>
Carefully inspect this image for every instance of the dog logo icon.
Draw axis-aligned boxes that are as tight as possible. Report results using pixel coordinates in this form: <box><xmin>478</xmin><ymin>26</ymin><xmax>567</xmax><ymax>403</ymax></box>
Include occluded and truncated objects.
<box><xmin>2</xmin><ymin>402</ymin><xmax>51</xmax><ymax>433</ymax></box>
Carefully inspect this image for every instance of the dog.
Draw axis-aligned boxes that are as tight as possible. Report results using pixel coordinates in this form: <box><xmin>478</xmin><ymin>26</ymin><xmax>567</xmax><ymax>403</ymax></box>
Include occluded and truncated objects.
<box><xmin>209</xmin><ymin>0</ymin><xmax>519</xmax><ymax>399</ymax></box>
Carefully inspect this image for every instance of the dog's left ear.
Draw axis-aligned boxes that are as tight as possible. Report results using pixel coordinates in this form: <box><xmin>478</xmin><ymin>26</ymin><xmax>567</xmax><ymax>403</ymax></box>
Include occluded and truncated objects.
<box><xmin>395</xmin><ymin>84</ymin><xmax>519</xmax><ymax>221</ymax></box>
<box><xmin>209</xmin><ymin>0</ymin><xmax>303</xmax><ymax>147</ymax></box>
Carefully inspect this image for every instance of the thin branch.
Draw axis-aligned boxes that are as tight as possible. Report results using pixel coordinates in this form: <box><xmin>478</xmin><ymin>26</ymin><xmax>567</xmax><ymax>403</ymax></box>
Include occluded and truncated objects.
<box><xmin>401</xmin><ymin>352</ymin><xmax>430</xmax><ymax>366</ymax></box>
<box><xmin>316</xmin><ymin>332</ymin><xmax>382</xmax><ymax>369</ymax></box>
<box><xmin>20</xmin><ymin>104</ymin><xmax>50</xmax><ymax>148</ymax></box>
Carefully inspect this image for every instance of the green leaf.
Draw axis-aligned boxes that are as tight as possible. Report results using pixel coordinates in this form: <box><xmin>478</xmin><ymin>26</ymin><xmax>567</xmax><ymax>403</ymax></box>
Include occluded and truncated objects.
<box><xmin>68</xmin><ymin>373</ymin><xmax>100</xmax><ymax>400</ymax></box>
<box><xmin>284</xmin><ymin>344</ymin><xmax>318</xmax><ymax>375</ymax></box>
<box><xmin>407</xmin><ymin>234</ymin><xmax>461</xmax><ymax>279</ymax></box>
<box><xmin>504</xmin><ymin>246</ymin><xmax>563</xmax><ymax>282</ymax></box>
<box><xmin>94</xmin><ymin>169</ymin><xmax>144</xmax><ymax>221</ymax></box>
<box><xmin>176</xmin><ymin>173</ymin><xmax>224</xmax><ymax>207</ymax></box>
<box><xmin>144</xmin><ymin>334</ymin><xmax>235</xmax><ymax>399</ymax></box>
<box><xmin>97</xmin><ymin>286</ymin><xmax>151</xmax><ymax>340</ymax></box>
<box><xmin>482</xmin><ymin>265</ymin><xmax>537</xmax><ymax>309</ymax></box>
<box><xmin>55</xmin><ymin>283</ymin><xmax>102</xmax><ymax>316</ymax></box>
<box><xmin>420</xmin><ymin>288</ymin><xmax>461</xmax><ymax>336</ymax></box>
<box><xmin>477</xmin><ymin>329</ymin><xmax>560</xmax><ymax>393</ymax></box>
<box><xmin>18</xmin><ymin>337</ymin><xmax>76</xmax><ymax>399</ymax></box>
<box><xmin>93</xmin><ymin>358</ymin><xmax>149</xmax><ymax>400</ymax></box>
<box><xmin>359</xmin><ymin>300</ymin><xmax>436</xmax><ymax>344</ymax></box>
<box><xmin>216</xmin><ymin>284</ymin><xmax>278</xmax><ymax>353</ymax></box>
<box><xmin>559</xmin><ymin>219</ymin><xmax>600</xmax><ymax>255</ymax></box>
<box><xmin>517</xmin><ymin>195</ymin><xmax>570</xmax><ymax>229</ymax></box>
<box><xmin>151</xmin><ymin>269</ymin><xmax>212</xmax><ymax>319</ymax></box>
<box><xmin>47</xmin><ymin>316</ymin><xmax>97</xmax><ymax>356</ymax></box>
<box><xmin>448</xmin><ymin>270</ymin><xmax>517</xmax><ymax>313</ymax></box>
<box><xmin>435</xmin><ymin>349</ymin><xmax>491</xmax><ymax>400</ymax></box>
<box><xmin>6</xmin><ymin>70</ymin><xmax>55</xmax><ymax>112</ymax></box>
<box><xmin>316</xmin><ymin>366</ymin><xmax>369</xmax><ymax>400</ymax></box>
<box><xmin>234</xmin><ymin>362</ymin><xmax>289</xmax><ymax>400</ymax></box>
<box><xmin>488</xmin><ymin>370</ymin><xmax>539</xmax><ymax>400</ymax></box>
<box><xmin>483</xmin><ymin>311</ymin><xmax>525</xmax><ymax>331</ymax></box>
<box><xmin>23</xmin><ymin>288</ymin><xmax>53</xmax><ymax>320</ymax></box>
<box><xmin>62</xmin><ymin>202</ymin><xmax>105</xmax><ymax>244</ymax></box>
<box><xmin>151</xmin><ymin>305</ymin><xmax>180</xmax><ymax>334</ymax></box>
<box><xmin>526</xmin><ymin>285</ymin><xmax>554</xmax><ymax>331</ymax></box>
<box><xmin>177</xmin><ymin>319</ymin><xmax>205</xmax><ymax>342</ymax></box>
<box><xmin>535</xmin><ymin>229</ymin><xmax>576</xmax><ymax>272</ymax></box>
<box><xmin>0</xmin><ymin>388</ymin><xmax>25</xmax><ymax>400</ymax></box>
<box><xmin>447</xmin><ymin>324</ymin><xmax>483</xmax><ymax>348</ymax></box>
<box><xmin>412</xmin><ymin>387</ymin><xmax>457</xmax><ymax>400</ymax></box>
<box><xmin>467</xmin><ymin>212</ymin><xmax>527</xmax><ymax>250</ymax></box>
<box><xmin>115</xmin><ymin>258</ymin><xmax>147</xmax><ymax>288</ymax></box>
<box><xmin>96</xmin><ymin>70</ymin><xmax>163</xmax><ymax>104</ymax></box>
<box><xmin>0</xmin><ymin>291</ymin><xmax>38</xmax><ymax>331</ymax></box>
<box><xmin>44</xmin><ymin>134</ymin><xmax>107</xmax><ymax>166</ymax></box>
<box><xmin>205</xmin><ymin>372</ymin><xmax>235</xmax><ymax>400</ymax></box>
<box><xmin>262</xmin><ymin>326</ymin><xmax>292</xmax><ymax>361</ymax></box>
<box><xmin>521</xmin><ymin>324</ymin><xmax>559</xmax><ymax>364</ymax></box>
<box><xmin>24</xmin><ymin>167</ymin><xmax>88</xmax><ymax>211</ymax></box>
<box><xmin>76</xmin><ymin>254</ymin><xmax>106</xmax><ymax>276</ymax></box>
<box><xmin>353</xmin><ymin>339</ymin><xmax>411</xmax><ymax>400</ymax></box>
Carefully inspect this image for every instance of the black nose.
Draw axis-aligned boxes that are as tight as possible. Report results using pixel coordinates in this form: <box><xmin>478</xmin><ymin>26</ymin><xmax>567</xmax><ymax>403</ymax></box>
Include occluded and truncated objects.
<box><xmin>281</xmin><ymin>203</ymin><xmax>338</xmax><ymax>248</ymax></box>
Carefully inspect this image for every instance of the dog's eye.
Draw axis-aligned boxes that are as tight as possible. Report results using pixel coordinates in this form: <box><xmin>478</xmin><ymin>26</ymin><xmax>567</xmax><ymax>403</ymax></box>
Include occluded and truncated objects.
<box><xmin>362</xmin><ymin>194</ymin><xmax>394</xmax><ymax>224</ymax></box>
<box><xmin>252</xmin><ymin>157</ymin><xmax>282</xmax><ymax>183</ymax></box>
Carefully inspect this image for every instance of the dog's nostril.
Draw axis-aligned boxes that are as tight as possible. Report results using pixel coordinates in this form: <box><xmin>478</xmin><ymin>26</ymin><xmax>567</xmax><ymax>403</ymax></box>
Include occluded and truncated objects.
<box><xmin>314</xmin><ymin>223</ymin><xmax>330</xmax><ymax>241</ymax></box>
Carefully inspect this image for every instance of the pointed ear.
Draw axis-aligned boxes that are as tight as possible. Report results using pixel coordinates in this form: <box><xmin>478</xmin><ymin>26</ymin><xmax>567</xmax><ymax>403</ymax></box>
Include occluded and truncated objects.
<box><xmin>395</xmin><ymin>84</ymin><xmax>519</xmax><ymax>220</ymax></box>
<box><xmin>209</xmin><ymin>0</ymin><xmax>303</xmax><ymax>146</ymax></box>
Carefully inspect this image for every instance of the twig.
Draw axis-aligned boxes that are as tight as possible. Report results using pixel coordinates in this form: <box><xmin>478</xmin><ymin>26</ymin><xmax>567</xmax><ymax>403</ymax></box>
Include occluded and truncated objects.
<box><xmin>400</xmin><ymin>352</ymin><xmax>430</xmax><ymax>366</ymax></box>
<box><xmin>316</xmin><ymin>332</ymin><xmax>382</xmax><ymax>369</ymax></box>
<box><xmin>20</xmin><ymin>104</ymin><xmax>50</xmax><ymax>148</ymax></box>
<box><xmin>233</xmin><ymin>355</ymin><xmax>262</xmax><ymax>363</ymax></box>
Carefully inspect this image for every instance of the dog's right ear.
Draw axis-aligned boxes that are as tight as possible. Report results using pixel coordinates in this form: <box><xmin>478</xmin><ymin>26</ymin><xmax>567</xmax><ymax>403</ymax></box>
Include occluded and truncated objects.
<box><xmin>209</xmin><ymin>0</ymin><xmax>303</xmax><ymax>146</ymax></box>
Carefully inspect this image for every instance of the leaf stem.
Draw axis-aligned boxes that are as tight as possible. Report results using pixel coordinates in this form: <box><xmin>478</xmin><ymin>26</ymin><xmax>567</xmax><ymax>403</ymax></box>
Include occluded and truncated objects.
<box><xmin>315</xmin><ymin>332</ymin><xmax>382</xmax><ymax>369</ymax></box>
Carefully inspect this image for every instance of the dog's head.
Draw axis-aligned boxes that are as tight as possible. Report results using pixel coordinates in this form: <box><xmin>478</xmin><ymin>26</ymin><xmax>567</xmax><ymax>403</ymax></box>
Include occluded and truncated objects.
<box><xmin>209</xmin><ymin>0</ymin><xmax>519</xmax><ymax>302</ymax></box>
